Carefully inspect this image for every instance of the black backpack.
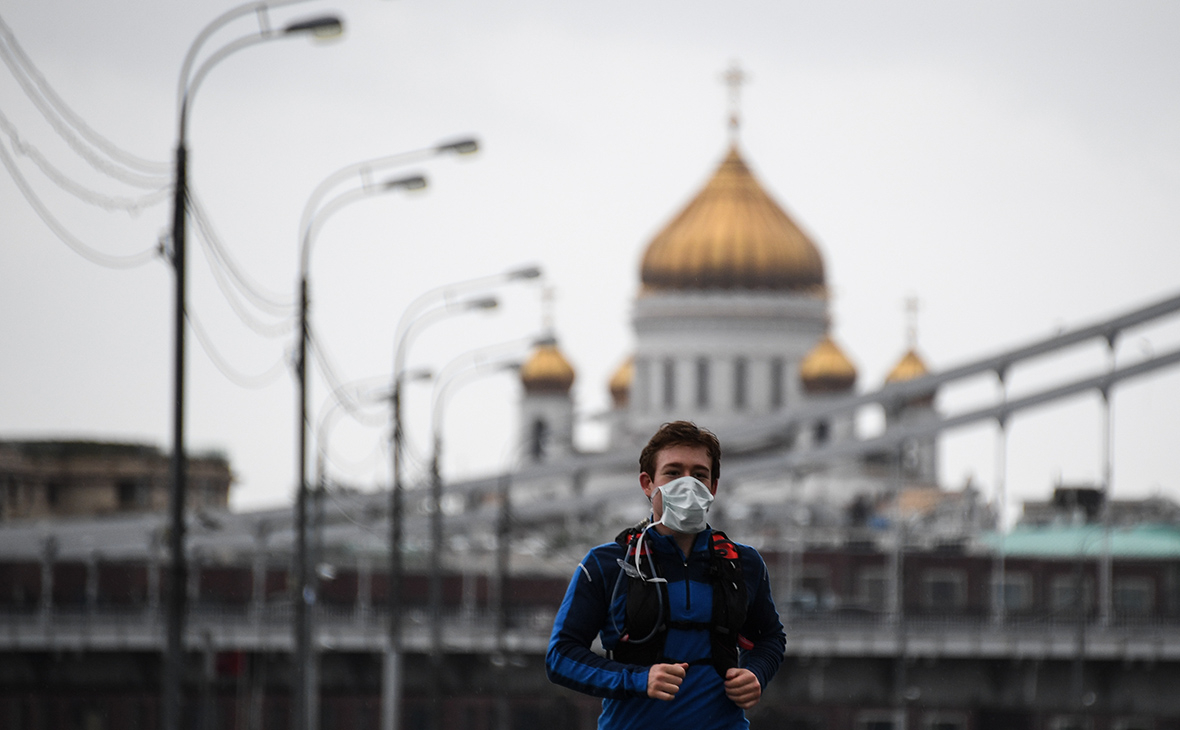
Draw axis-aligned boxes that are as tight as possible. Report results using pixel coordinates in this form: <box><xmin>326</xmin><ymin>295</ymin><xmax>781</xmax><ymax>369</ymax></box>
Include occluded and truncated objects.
<box><xmin>609</xmin><ymin>524</ymin><xmax>748</xmax><ymax>677</ymax></box>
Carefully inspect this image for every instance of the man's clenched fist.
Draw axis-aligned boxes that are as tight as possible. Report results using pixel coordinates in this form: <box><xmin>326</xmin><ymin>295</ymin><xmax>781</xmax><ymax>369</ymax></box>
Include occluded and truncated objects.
<box><xmin>646</xmin><ymin>662</ymin><xmax>689</xmax><ymax>701</ymax></box>
<box><xmin>723</xmin><ymin>667</ymin><xmax>761</xmax><ymax>709</ymax></box>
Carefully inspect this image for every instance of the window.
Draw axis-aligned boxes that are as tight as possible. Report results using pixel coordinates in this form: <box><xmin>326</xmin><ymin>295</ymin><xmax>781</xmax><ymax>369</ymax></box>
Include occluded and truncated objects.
<box><xmin>663</xmin><ymin>358</ymin><xmax>676</xmax><ymax>409</ymax></box>
<box><xmin>770</xmin><ymin>357</ymin><xmax>786</xmax><ymax>410</ymax></box>
<box><xmin>635</xmin><ymin>358</ymin><xmax>650</xmax><ymax>412</ymax></box>
<box><xmin>814</xmin><ymin>420</ymin><xmax>830</xmax><ymax>445</ymax></box>
<box><xmin>530</xmin><ymin>419</ymin><xmax>548</xmax><ymax>461</ymax></box>
<box><xmin>991</xmin><ymin>572</ymin><xmax>1033</xmax><ymax>612</ymax></box>
<box><xmin>1114</xmin><ymin>577</ymin><xmax>1154</xmax><ymax>618</ymax></box>
<box><xmin>800</xmin><ymin>569</ymin><xmax>830</xmax><ymax>603</ymax></box>
<box><xmin>1050</xmin><ymin>574</ymin><xmax>1094</xmax><ymax>616</ymax></box>
<box><xmin>921</xmin><ymin>569</ymin><xmax>967</xmax><ymax>611</ymax></box>
<box><xmin>118</xmin><ymin>480</ymin><xmax>136</xmax><ymax>508</ymax></box>
<box><xmin>733</xmin><ymin>357</ymin><xmax>748</xmax><ymax>410</ymax></box>
<box><xmin>696</xmin><ymin>357</ymin><xmax>710</xmax><ymax>408</ymax></box>
<box><xmin>856</xmin><ymin>567</ymin><xmax>887</xmax><ymax>609</ymax></box>
<box><xmin>46</xmin><ymin>481</ymin><xmax>63</xmax><ymax>507</ymax></box>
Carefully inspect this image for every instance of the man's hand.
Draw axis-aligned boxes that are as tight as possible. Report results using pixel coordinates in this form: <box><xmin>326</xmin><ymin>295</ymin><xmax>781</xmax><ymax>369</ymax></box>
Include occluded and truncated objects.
<box><xmin>646</xmin><ymin>662</ymin><xmax>689</xmax><ymax>701</ymax></box>
<box><xmin>724</xmin><ymin>667</ymin><xmax>761</xmax><ymax>709</ymax></box>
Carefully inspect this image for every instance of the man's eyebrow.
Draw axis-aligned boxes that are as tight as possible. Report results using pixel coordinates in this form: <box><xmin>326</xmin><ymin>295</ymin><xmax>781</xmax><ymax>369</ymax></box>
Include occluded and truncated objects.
<box><xmin>660</xmin><ymin>461</ymin><xmax>710</xmax><ymax>474</ymax></box>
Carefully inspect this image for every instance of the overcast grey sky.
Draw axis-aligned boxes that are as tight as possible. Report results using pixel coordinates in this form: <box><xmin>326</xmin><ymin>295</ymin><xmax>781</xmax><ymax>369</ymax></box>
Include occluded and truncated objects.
<box><xmin>2</xmin><ymin>0</ymin><xmax>1179</xmax><ymax>514</ymax></box>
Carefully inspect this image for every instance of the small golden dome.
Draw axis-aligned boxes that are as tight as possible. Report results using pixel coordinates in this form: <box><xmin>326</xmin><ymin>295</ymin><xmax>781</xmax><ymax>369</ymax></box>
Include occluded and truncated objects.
<box><xmin>885</xmin><ymin>349</ymin><xmax>929</xmax><ymax>384</ymax></box>
<box><xmin>800</xmin><ymin>335</ymin><xmax>857</xmax><ymax>394</ymax></box>
<box><xmin>640</xmin><ymin>145</ymin><xmax>826</xmax><ymax>292</ymax></box>
<box><xmin>885</xmin><ymin>348</ymin><xmax>934</xmax><ymax>408</ymax></box>
<box><xmin>520</xmin><ymin>340</ymin><xmax>575</xmax><ymax>395</ymax></box>
<box><xmin>608</xmin><ymin>356</ymin><xmax>633</xmax><ymax>408</ymax></box>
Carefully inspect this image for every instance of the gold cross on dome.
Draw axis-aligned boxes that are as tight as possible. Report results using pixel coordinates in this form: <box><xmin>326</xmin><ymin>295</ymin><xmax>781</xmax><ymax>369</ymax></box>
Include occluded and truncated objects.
<box><xmin>905</xmin><ymin>295</ymin><xmax>921</xmax><ymax>349</ymax></box>
<box><xmin>722</xmin><ymin>61</ymin><xmax>749</xmax><ymax>140</ymax></box>
<box><xmin>542</xmin><ymin>284</ymin><xmax>556</xmax><ymax>334</ymax></box>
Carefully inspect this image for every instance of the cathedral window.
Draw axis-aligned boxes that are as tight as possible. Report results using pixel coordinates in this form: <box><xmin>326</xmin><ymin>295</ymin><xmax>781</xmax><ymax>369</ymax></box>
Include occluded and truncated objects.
<box><xmin>635</xmin><ymin>358</ymin><xmax>650</xmax><ymax>412</ymax></box>
<box><xmin>696</xmin><ymin>358</ymin><xmax>710</xmax><ymax>408</ymax></box>
<box><xmin>733</xmin><ymin>357</ymin><xmax>748</xmax><ymax>410</ymax></box>
<box><xmin>663</xmin><ymin>358</ymin><xmax>676</xmax><ymax>409</ymax></box>
<box><xmin>770</xmin><ymin>357</ymin><xmax>785</xmax><ymax>409</ymax></box>
<box><xmin>530</xmin><ymin>419</ymin><xmax>548</xmax><ymax>461</ymax></box>
<box><xmin>814</xmin><ymin>420</ymin><xmax>830</xmax><ymax>445</ymax></box>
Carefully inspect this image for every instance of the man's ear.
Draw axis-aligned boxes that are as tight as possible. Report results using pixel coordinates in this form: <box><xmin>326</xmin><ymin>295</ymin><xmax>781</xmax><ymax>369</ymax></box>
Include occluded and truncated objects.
<box><xmin>709</xmin><ymin>479</ymin><xmax>719</xmax><ymax>495</ymax></box>
<box><xmin>639</xmin><ymin>471</ymin><xmax>654</xmax><ymax>499</ymax></box>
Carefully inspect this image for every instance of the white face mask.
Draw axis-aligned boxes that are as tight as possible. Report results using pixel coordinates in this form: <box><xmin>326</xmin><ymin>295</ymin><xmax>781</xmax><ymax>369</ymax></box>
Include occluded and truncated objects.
<box><xmin>654</xmin><ymin>476</ymin><xmax>714</xmax><ymax>534</ymax></box>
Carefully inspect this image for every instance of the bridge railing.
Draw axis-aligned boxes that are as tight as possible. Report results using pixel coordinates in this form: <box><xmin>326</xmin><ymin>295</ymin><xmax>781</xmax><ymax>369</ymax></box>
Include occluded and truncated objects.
<box><xmin>5</xmin><ymin>603</ymin><xmax>1179</xmax><ymax>660</ymax></box>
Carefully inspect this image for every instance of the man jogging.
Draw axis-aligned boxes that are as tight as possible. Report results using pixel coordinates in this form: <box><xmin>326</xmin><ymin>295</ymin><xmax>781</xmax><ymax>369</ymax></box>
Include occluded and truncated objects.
<box><xmin>546</xmin><ymin>421</ymin><xmax>785</xmax><ymax>728</ymax></box>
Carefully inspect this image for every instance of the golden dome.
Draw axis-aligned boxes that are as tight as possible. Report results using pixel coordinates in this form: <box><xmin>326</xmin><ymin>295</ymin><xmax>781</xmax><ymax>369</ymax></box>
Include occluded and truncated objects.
<box><xmin>800</xmin><ymin>335</ymin><xmax>857</xmax><ymax>394</ymax></box>
<box><xmin>520</xmin><ymin>340</ymin><xmax>575</xmax><ymax>395</ymax></box>
<box><xmin>885</xmin><ymin>349</ymin><xmax>929</xmax><ymax>384</ymax></box>
<box><xmin>608</xmin><ymin>356</ymin><xmax>633</xmax><ymax>407</ymax></box>
<box><xmin>640</xmin><ymin>145</ymin><xmax>826</xmax><ymax>292</ymax></box>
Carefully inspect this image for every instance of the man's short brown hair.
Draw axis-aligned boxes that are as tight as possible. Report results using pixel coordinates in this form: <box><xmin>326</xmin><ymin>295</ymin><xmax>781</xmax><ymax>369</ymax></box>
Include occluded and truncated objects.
<box><xmin>639</xmin><ymin>421</ymin><xmax>721</xmax><ymax>481</ymax></box>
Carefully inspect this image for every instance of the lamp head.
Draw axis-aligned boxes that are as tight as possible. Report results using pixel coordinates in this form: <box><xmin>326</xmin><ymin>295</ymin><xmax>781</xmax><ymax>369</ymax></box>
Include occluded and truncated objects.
<box><xmin>436</xmin><ymin>138</ymin><xmax>480</xmax><ymax>156</ymax></box>
<box><xmin>404</xmin><ymin>368</ymin><xmax>433</xmax><ymax>384</ymax></box>
<box><xmin>506</xmin><ymin>264</ymin><xmax>542</xmax><ymax>281</ymax></box>
<box><xmin>283</xmin><ymin>15</ymin><xmax>345</xmax><ymax>39</ymax></box>
<box><xmin>465</xmin><ymin>296</ymin><xmax>499</xmax><ymax>311</ymax></box>
<box><xmin>383</xmin><ymin>175</ymin><xmax>428</xmax><ymax>192</ymax></box>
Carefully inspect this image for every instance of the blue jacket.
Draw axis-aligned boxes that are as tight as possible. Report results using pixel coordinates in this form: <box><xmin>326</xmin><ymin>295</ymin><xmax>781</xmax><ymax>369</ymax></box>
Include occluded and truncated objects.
<box><xmin>546</xmin><ymin>524</ymin><xmax>785</xmax><ymax>729</ymax></box>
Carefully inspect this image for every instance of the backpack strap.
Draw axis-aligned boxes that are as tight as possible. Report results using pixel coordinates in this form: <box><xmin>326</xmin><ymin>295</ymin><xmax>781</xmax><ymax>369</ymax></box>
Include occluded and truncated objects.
<box><xmin>611</xmin><ymin>521</ymin><xmax>669</xmax><ymax>666</ymax></box>
<box><xmin>706</xmin><ymin>530</ymin><xmax>748</xmax><ymax>678</ymax></box>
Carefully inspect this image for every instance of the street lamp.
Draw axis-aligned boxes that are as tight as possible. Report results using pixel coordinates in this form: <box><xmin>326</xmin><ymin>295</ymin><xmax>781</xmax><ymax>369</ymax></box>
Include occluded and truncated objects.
<box><xmin>166</xmin><ymin>5</ymin><xmax>342</xmax><ymax>730</ymax></box>
<box><xmin>384</xmin><ymin>267</ymin><xmax>541</xmax><ymax>730</ymax></box>
<box><xmin>295</xmin><ymin>172</ymin><xmax>426</xmax><ymax>730</ymax></box>
<box><xmin>297</xmin><ymin>137</ymin><xmax>478</xmax><ymax>240</ymax></box>
<box><xmin>426</xmin><ymin>354</ymin><xmax>524</xmax><ymax>730</ymax></box>
<box><xmin>383</xmin><ymin>295</ymin><xmax>498</xmax><ymax>730</ymax></box>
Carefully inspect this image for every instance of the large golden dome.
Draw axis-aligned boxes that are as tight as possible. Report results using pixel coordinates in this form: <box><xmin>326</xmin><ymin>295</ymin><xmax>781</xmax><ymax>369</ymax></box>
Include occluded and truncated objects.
<box><xmin>520</xmin><ymin>339</ymin><xmax>576</xmax><ymax>395</ymax></box>
<box><xmin>800</xmin><ymin>335</ymin><xmax>857</xmax><ymax>394</ymax></box>
<box><xmin>640</xmin><ymin>145</ymin><xmax>826</xmax><ymax>292</ymax></box>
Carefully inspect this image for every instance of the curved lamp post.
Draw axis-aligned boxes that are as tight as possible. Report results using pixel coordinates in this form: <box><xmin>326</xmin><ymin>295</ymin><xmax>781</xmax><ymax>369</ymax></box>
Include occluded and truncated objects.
<box><xmin>382</xmin><ymin>294</ymin><xmax>497</xmax><ymax>730</ymax></box>
<box><xmin>295</xmin><ymin>172</ymin><xmax>426</xmax><ymax>730</ymax></box>
<box><xmin>166</xmin><ymin>5</ymin><xmax>341</xmax><ymax>730</ymax></box>
<box><xmin>384</xmin><ymin>267</ymin><xmax>540</xmax><ymax>730</ymax></box>
<box><xmin>425</xmin><ymin>353</ymin><xmax>525</xmax><ymax>730</ymax></box>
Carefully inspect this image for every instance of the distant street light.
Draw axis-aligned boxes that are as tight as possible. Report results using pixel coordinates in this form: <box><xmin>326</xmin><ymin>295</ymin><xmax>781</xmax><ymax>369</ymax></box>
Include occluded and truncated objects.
<box><xmin>426</xmin><ymin>354</ymin><xmax>525</xmax><ymax>730</ymax></box>
<box><xmin>165</xmin><ymin>5</ymin><xmax>342</xmax><ymax>730</ymax></box>
<box><xmin>295</xmin><ymin>171</ymin><xmax>426</xmax><ymax>730</ymax></box>
<box><xmin>297</xmin><ymin>137</ymin><xmax>478</xmax><ymax>241</ymax></box>
<box><xmin>384</xmin><ymin>267</ymin><xmax>541</xmax><ymax>730</ymax></box>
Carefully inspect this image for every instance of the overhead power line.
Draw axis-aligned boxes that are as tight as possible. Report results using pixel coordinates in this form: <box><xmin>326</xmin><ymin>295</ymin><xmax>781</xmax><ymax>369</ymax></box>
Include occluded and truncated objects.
<box><xmin>185</xmin><ymin>308</ymin><xmax>288</xmax><ymax>389</ymax></box>
<box><xmin>189</xmin><ymin>188</ymin><xmax>297</xmax><ymax>316</ymax></box>
<box><xmin>0</xmin><ymin>106</ymin><xmax>169</xmax><ymax>213</ymax></box>
<box><xmin>0</xmin><ymin>13</ymin><xmax>170</xmax><ymax>178</ymax></box>
<box><xmin>0</xmin><ymin>140</ymin><xmax>159</xmax><ymax>269</ymax></box>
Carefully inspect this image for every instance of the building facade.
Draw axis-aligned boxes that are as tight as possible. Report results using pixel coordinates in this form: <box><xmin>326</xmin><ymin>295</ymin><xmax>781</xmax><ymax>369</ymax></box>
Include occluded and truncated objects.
<box><xmin>0</xmin><ymin>441</ymin><xmax>233</xmax><ymax>522</ymax></box>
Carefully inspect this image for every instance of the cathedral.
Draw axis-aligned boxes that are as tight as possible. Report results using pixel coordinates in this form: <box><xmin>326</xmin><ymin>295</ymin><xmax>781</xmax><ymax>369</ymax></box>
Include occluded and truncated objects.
<box><xmin>513</xmin><ymin>134</ymin><xmax>952</xmax><ymax>528</ymax></box>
